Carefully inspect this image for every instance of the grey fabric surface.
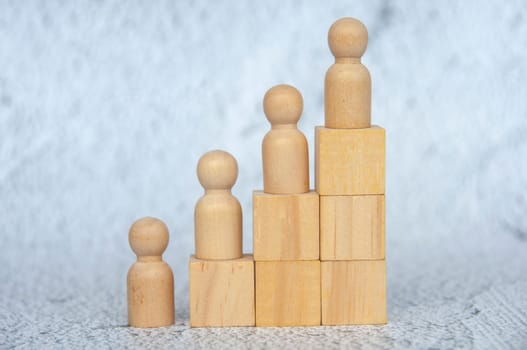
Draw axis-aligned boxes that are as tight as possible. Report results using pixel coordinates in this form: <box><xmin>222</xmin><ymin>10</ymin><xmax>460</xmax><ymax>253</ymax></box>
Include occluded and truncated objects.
<box><xmin>1</xmin><ymin>1</ymin><xmax>527</xmax><ymax>349</ymax></box>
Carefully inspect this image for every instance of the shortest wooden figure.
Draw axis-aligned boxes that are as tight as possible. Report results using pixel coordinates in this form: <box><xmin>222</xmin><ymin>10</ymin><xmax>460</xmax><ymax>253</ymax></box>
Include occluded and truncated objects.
<box><xmin>127</xmin><ymin>217</ymin><xmax>175</xmax><ymax>328</ymax></box>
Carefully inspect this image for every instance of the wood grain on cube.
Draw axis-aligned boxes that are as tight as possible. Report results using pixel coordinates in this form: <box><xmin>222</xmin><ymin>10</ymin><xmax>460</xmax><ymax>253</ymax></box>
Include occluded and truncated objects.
<box><xmin>320</xmin><ymin>195</ymin><xmax>385</xmax><ymax>260</ymax></box>
<box><xmin>321</xmin><ymin>260</ymin><xmax>386</xmax><ymax>325</ymax></box>
<box><xmin>256</xmin><ymin>260</ymin><xmax>321</xmax><ymax>327</ymax></box>
<box><xmin>189</xmin><ymin>255</ymin><xmax>255</xmax><ymax>327</ymax></box>
<box><xmin>253</xmin><ymin>190</ymin><xmax>319</xmax><ymax>261</ymax></box>
<box><xmin>315</xmin><ymin>126</ymin><xmax>385</xmax><ymax>195</ymax></box>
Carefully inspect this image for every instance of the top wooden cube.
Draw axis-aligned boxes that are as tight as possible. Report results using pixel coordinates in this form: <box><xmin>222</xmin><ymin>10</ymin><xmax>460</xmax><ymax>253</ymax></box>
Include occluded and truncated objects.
<box><xmin>315</xmin><ymin>126</ymin><xmax>385</xmax><ymax>195</ymax></box>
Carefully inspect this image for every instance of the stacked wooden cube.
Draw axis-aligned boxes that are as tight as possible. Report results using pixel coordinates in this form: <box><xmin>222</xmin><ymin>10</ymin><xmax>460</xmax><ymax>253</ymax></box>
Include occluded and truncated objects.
<box><xmin>317</xmin><ymin>18</ymin><xmax>386</xmax><ymax>325</ymax></box>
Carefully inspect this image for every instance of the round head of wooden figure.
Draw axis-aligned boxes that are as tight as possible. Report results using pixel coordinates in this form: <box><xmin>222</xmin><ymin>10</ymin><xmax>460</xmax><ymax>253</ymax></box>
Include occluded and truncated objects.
<box><xmin>263</xmin><ymin>84</ymin><xmax>303</xmax><ymax>127</ymax></box>
<box><xmin>328</xmin><ymin>17</ymin><xmax>368</xmax><ymax>60</ymax></box>
<box><xmin>129</xmin><ymin>217</ymin><xmax>169</xmax><ymax>260</ymax></box>
<box><xmin>197</xmin><ymin>150</ymin><xmax>238</xmax><ymax>191</ymax></box>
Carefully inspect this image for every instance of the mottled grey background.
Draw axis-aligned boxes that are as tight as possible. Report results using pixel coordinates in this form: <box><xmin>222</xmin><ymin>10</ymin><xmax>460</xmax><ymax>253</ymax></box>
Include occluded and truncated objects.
<box><xmin>1</xmin><ymin>1</ymin><xmax>527</xmax><ymax>349</ymax></box>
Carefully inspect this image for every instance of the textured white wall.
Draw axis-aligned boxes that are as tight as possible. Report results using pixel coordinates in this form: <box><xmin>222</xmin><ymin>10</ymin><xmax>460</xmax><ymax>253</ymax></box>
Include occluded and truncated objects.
<box><xmin>1</xmin><ymin>1</ymin><xmax>526</xmax><ymax>348</ymax></box>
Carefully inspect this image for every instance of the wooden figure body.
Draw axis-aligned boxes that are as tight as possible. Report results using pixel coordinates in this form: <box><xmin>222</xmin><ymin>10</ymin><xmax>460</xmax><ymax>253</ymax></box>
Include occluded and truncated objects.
<box><xmin>325</xmin><ymin>17</ymin><xmax>371</xmax><ymax>129</ymax></box>
<box><xmin>127</xmin><ymin>217</ymin><xmax>174</xmax><ymax>328</ymax></box>
<box><xmin>194</xmin><ymin>150</ymin><xmax>243</xmax><ymax>260</ymax></box>
<box><xmin>262</xmin><ymin>84</ymin><xmax>309</xmax><ymax>194</ymax></box>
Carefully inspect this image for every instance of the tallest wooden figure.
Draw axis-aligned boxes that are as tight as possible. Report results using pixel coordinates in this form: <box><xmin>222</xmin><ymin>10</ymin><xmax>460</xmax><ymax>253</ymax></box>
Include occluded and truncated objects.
<box><xmin>325</xmin><ymin>17</ymin><xmax>371</xmax><ymax>129</ymax></box>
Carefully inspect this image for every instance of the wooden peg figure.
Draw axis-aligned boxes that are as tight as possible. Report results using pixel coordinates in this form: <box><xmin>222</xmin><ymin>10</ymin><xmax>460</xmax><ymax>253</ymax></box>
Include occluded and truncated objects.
<box><xmin>262</xmin><ymin>84</ymin><xmax>309</xmax><ymax>194</ymax></box>
<box><xmin>127</xmin><ymin>217</ymin><xmax>174</xmax><ymax>328</ymax></box>
<box><xmin>325</xmin><ymin>17</ymin><xmax>371</xmax><ymax>129</ymax></box>
<box><xmin>194</xmin><ymin>150</ymin><xmax>243</xmax><ymax>260</ymax></box>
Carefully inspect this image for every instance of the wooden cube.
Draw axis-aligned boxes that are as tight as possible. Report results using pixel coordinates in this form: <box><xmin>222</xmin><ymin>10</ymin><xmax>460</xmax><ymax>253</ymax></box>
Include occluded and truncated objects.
<box><xmin>320</xmin><ymin>195</ymin><xmax>385</xmax><ymax>260</ymax></box>
<box><xmin>189</xmin><ymin>255</ymin><xmax>255</xmax><ymax>327</ymax></box>
<box><xmin>315</xmin><ymin>126</ymin><xmax>385</xmax><ymax>195</ymax></box>
<box><xmin>321</xmin><ymin>260</ymin><xmax>386</xmax><ymax>325</ymax></box>
<box><xmin>256</xmin><ymin>260</ymin><xmax>321</xmax><ymax>326</ymax></box>
<box><xmin>253</xmin><ymin>191</ymin><xmax>319</xmax><ymax>261</ymax></box>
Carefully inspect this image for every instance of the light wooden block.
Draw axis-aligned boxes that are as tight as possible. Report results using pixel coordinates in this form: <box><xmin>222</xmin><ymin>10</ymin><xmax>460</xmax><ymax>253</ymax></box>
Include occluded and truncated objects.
<box><xmin>315</xmin><ymin>126</ymin><xmax>385</xmax><ymax>195</ymax></box>
<box><xmin>253</xmin><ymin>190</ymin><xmax>319</xmax><ymax>261</ymax></box>
<box><xmin>320</xmin><ymin>195</ymin><xmax>385</xmax><ymax>260</ymax></box>
<box><xmin>256</xmin><ymin>260</ymin><xmax>321</xmax><ymax>326</ymax></box>
<box><xmin>189</xmin><ymin>254</ymin><xmax>255</xmax><ymax>327</ymax></box>
<box><xmin>321</xmin><ymin>260</ymin><xmax>386</xmax><ymax>325</ymax></box>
